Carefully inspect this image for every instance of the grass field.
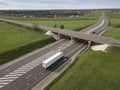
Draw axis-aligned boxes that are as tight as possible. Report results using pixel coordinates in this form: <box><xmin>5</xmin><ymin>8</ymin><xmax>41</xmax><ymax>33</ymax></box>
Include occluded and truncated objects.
<box><xmin>103</xmin><ymin>13</ymin><xmax>120</xmax><ymax>40</ymax></box>
<box><xmin>0</xmin><ymin>12</ymin><xmax>101</xmax><ymax>31</ymax></box>
<box><xmin>103</xmin><ymin>28</ymin><xmax>120</xmax><ymax>40</ymax></box>
<box><xmin>0</xmin><ymin>21</ymin><xmax>55</xmax><ymax>64</ymax></box>
<box><xmin>107</xmin><ymin>13</ymin><xmax>120</xmax><ymax>27</ymax></box>
<box><xmin>21</xmin><ymin>12</ymin><xmax>100</xmax><ymax>31</ymax></box>
<box><xmin>44</xmin><ymin>13</ymin><xmax>120</xmax><ymax>90</ymax></box>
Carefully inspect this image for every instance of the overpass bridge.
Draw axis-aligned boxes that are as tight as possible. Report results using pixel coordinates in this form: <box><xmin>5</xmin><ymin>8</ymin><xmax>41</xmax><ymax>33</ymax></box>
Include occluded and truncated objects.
<box><xmin>0</xmin><ymin>18</ymin><xmax>120</xmax><ymax>46</ymax></box>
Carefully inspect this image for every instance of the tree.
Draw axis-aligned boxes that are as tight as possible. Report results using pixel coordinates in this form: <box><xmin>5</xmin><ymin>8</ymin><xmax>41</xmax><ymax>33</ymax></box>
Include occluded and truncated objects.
<box><xmin>54</xmin><ymin>24</ymin><xmax>57</xmax><ymax>28</ymax></box>
<box><xmin>60</xmin><ymin>24</ymin><xmax>64</xmax><ymax>29</ymax></box>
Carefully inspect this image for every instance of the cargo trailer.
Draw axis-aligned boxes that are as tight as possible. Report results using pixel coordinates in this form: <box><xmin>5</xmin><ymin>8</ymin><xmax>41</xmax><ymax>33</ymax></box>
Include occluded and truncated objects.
<box><xmin>42</xmin><ymin>52</ymin><xmax>64</xmax><ymax>68</ymax></box>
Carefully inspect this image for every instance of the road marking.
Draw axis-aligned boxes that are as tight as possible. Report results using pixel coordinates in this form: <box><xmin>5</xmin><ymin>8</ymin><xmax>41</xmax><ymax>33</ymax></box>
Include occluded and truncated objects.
<box><xmin>0</xmin><ymin>82</ymin><xmax>8</xmax><ymax>85</ymax></box>
<box><xmin>0</xmin><ymin>79</ymin><xmax>13</xmax><ymax>82</ymax></box>
<box><xmin>15</xmin><ymin>69</ymin><xmax>29</xmax><ymax>72</ymax></box>
<box><xmin>25</xmin><ymin>65</ymin><xmax>35</xmax><ymax>67</ymax></box>
<box><xmin>58</xmin><ymin>41</ymin><xmax>73</xmax><ymax>51</ymax></box>
<box><xmin>41</xmin><ymin>73</ymin><xmax>44</xmax><ymax>75</ymax></box>
<box><xmin>5</xmin><ymin>74</ymin><xmax>22</xmax><ymax>77</ymax></box>
<box><xmin>34</xmin><ymin>77</ymin><xmax>37</xmax><ymax>80</ymax></box>
<box><xmin>26</xmin><ymin>83</ymin><xmax>30</xmax><ymax>86</ymax></box>
<box><xmin>26</xmin><ymin>64</ymin><xmax>37</xmax><ymax>66</ymax></box>
<box><xmin>17</xmin><ymin>68</ymin><xmax>30</xmax><ymax>71</ymax></box>
<box><xmin>25</xmin><ymin>74</ymin><xmax>32</xmax><ymax>79</ymax></box>
<box><xmin>0</xmin><ymin>77</ymin><xmax>18</xmax><ymax>79</ymax></box>
<box><xmin>0</xmin><ymin>86</ymin><xmax>3</xmax><ymax>88</ymax></box>
<box><xmin>85</xmin><ymin>19</ymin><xmax>105</xmax><ymax>34</ymax></box>
<box><xmin>10</xmin><ymin>71</ymin><xmax>26</xmax><ymax>74</ymax></box>
<box><xmin>0</xmin><ymin>52</ymin><xmax>45</xmax><ymax>88</ymax></box>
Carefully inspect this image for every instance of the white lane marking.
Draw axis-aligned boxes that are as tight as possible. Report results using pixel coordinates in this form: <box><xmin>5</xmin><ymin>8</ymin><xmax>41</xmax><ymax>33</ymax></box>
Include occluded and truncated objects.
<box><xmin>0</xmin><ymin>86</ymin><xmax>3</xmax><ymax>88</ymax></box>
<box><xmin>23</xmin><ymin>64</ymin><xmax>33</xmax><ymax>67</ymax></box>
<box><xmin>0</xmin><ymin>77</ymin><xmax>18</xmax><ymax>79</ymax></box>
<box><xmin>0</xmin><ymin>79</ymin><xmax>13</xmax><ymax>82</ymax></box>
<box><xmin>25</xmin><ymin>74</ymin><xmax>32</xmax><ymax>79</ymax></box>
<box><xmin>26</xmin><ymin>63</ymin><xmax>37</xmax><ymax>66</ymax></box>
<box><xmin>41</xmin><ymin>73</ymin><xmax>44</xmax><ymax>75</ymax></box>
<box><xmin>5</xmin><ymin>74</ymin><xmax>22</xmax><ymax>77</ymax></box>
<box><xmin>17</xmin><ymin>68</ymin><xmax>30</xmax><ymax>71</ymax></box>
<box><xmin>0</xmin><ymin>54</ymin><xmax>43</xmax><ymax>88</ymax></box>
<box><xmin>66</xmin><ymin>44</ymin><xmax>85</xmax><ymax>57</ymax></box>
<box><xmin>14</xmin><ymin>69</ymin><xmax>29</xmax><ymax>72</ymax></box>
<box><xmin>0</xmin><ymin>82</ymin><xmax>8</xmax><ymax>85</ymax></box>
<box><xmin>26</xmin><ymin>83</ymin><xmax>30</xmax><ymax>86</ymax></box>
<box><xmin>34</xmin><ymin>77</ymin><xmax>37</xmax><ymax>80</ymax></box>
<box><xmin>85</xmin><ymin>19</ymin><xmax>105</xmax><ymax>34</ymax></box>
<box><xmin>10</xmin><ymin>71</ymin><xmax>26</xmax><ymax>74</ymax></box>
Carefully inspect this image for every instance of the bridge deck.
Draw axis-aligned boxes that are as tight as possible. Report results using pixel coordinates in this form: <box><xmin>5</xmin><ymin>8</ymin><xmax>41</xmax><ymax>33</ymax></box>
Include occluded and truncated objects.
<box><xmin>0</xmin><ymin>18</ymin><xmax>120</xmax><ymax>46</ymax></box>
<box><xmin>38</xmin><ymin>26</ymin><xmax>120</xmax><ymax>45</ymax></box>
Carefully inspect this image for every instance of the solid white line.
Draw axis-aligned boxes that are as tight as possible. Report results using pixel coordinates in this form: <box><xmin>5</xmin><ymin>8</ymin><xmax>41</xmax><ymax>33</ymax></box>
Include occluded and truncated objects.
<box><xmin>30</xmin><ymin>62</ymin><xmax>40</xmax><ymax>65</ymax></box>
<box><xmin>24</xmin><ymin>64</ymin><xmax>35</xmax><ymax>67</ymax></box>
<box><xmin>0</xmin><ymin>78</ymin><xmax>13</xmax><ymax>80</ymax></box>
<box><xmin>0</xmin><ymin>86</ymin><xmax>3</xmax><ymax>88</ymax></box>
<box><xmin>5</xmin><ymin>74</ymin><xmax>22</xmax><ymax>77</ymax></box>
<box><xmin>22</xmin><ymin>66</ymin><xmax>34</xmax><ymax>69</ymax></box>
<box><xmin>14</xmin><ymin>69</ymin><xmax>29</xmax><ymax>72</ymax></box>
<box><xmin>31</xmin><ymin>60</ymin><xmax>40</xmax><ymax>63</ymax></box>
<box><xmin>0</xmin><ymin>82</ymin><xmax>8</xmax><ymax>85</ymax></box>
<box><xmin>26</xmin><ymin>64</ymin><xmax>37</xmax><ymax>66</ymax></box>
<box><xmin>23</xmin><ymin>66</ymin><xmax>35</xmax><ymax>69</ymax></box>
<box><xmin>26</xmin><ymin>63</ymin><xmax>36</xmax><ymax>66</ymax></box>
<box><xmin>10</xmin><ymin>72</ymin><xmax>26</xmax><ymax>75</ymax></box>
<box><xmin>18</xmin><ymin>66</ymin><xmax>33</xmax><ymax>69</ymax></box>
<box><xmin>0</xmin><ymin>79</ymin><xmax>13</xmax><ymax>82</ymax></box>
<box><xmin>16</xmin><ymin>68</ymin><xmax>29</xmax><ymax>71</ymax></box>
<box><xmin>0</xmin><ymin>77</ymin><xmax>17</xmax><ymax>79</ymax></box>
<box><xmin>85</xmin><ymin>19</ymin><xmax>105</xmax><ymax>34</ymax></box>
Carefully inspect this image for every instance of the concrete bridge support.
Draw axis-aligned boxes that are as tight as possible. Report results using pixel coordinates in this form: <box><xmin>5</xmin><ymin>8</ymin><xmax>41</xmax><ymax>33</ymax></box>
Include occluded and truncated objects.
<box><xmin>52</xmin><ymin>33</ymin><xmax>63</xmax><ymax>40</ymax></box>
<box><xmin>88</xmin><ymin>41</ymin><xmax>92</xmax><ymax>48</ymax></box>
<box><xmin>71</xmin><ymin>37</ymin><xmax>74</xmax><ymax>42</ymax></box>
<box><xmin>45</xmin><ymin>31</ymin><xmax>62</xmax><ymax>40</ymax></box>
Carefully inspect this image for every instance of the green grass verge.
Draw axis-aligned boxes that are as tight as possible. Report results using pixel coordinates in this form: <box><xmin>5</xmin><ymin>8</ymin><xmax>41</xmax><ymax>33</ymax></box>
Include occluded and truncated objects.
<box><xmin>103</xmin><ymin>13</ymin><xmax>120</xmax><ymax>40</ymax></box>
<box><xmin>0</xmin><ymin>37</ymin><xmax>55</xmax><ymax>65</ymax></box>
<box><xmin>0</xmin><ymin>21</ymin><xmax>55</xmax><ymax>65</ymax></box>
<box><xmin>103</xmin><ymin>28</ymin><xmax>120</xmax><ymax>40</ymax></box>
<box><xmin>107</xmin><ymin>13</ymin><xmax>120</xmax><ymax>27</ymax></box>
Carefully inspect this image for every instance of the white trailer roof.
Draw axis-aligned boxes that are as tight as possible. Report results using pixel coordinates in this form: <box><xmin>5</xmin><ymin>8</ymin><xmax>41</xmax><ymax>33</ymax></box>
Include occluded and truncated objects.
<box><xmin>43</xmin><ymin>52</ymin><xmax>63</xmax><ymax>64</ymax></box>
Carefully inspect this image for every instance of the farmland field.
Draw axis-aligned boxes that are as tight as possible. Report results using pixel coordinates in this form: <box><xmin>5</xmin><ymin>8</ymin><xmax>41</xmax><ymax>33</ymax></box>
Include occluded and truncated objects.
<box><xmin>44</xmin><ymin>13</ymin><xmax>120</xmax><ymax>90</ymax></box>
<box><xmin>0</xmin><ymin>21</ymin><xmax>55</xmax><ymax>64</ymax></box>
<box><xmin>103</xmin><ymin>13</ymin><xmax>120</xmax><ymax>40</ymax></box>
<box><xmin>107</xmin><ymin>13</ymin><xmax>120</xmax><ymax>27</ymax></box>
<box><xmin>0</xmin><ymin>12</ymin><xmax>101</xmax><ymax>31</ymax></box>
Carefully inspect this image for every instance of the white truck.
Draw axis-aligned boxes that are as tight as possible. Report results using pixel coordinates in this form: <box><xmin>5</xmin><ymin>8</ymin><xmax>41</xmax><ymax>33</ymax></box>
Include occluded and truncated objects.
<box><xmin>42</xmin><ymin>51</ymin><xmax>64</xmax><ymax>68</ymax></box>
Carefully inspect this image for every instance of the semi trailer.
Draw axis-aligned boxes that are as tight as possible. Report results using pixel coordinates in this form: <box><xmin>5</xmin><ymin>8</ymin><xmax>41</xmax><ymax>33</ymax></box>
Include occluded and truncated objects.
<box><xmin>42</xmin><ymin>51</ymin><xmax>64</xmax><ymax>68</ymax></box>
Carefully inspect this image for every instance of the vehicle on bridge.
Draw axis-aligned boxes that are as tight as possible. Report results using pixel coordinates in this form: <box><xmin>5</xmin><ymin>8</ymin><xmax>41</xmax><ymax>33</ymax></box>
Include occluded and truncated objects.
<box><xmin>42</xmin><ymin>51</ymin><xmax>64</xmax><ymax>68</ymax></box>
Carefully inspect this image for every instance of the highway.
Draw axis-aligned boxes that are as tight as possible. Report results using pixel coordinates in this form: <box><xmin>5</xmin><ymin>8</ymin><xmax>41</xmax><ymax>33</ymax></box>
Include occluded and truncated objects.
<box><xmin>0</xmin><ymin>13</ymin><xmax>108</xmax><ymax>90</ymax></box>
